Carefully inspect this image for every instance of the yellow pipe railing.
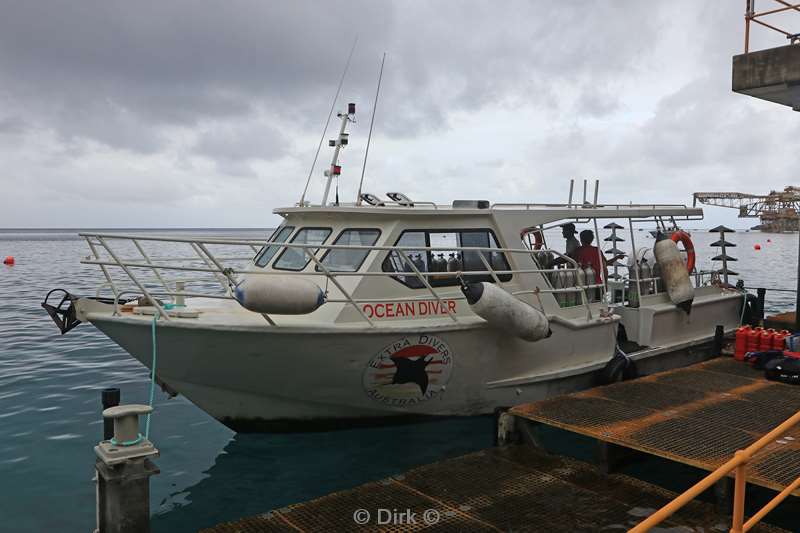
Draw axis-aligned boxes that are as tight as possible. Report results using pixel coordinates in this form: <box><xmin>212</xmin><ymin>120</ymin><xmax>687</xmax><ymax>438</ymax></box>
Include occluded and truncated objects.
<box><xmin>629</xmin><ymin>409</ymin><xmax>800</xmax><ymax>533</ymax></box>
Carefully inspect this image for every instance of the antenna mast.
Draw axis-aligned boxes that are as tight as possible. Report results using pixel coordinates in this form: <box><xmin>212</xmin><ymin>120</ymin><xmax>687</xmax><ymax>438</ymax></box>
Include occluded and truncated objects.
<box><xmin>356</xmin><ymin>52</ymin><xmax>386</xmax><ymax>205</ymax></box>
<box><xmin>321</xmin><ymin>103</ymin><xmax>355</xmax><ymax>205</ymax></box>
<box><xmin>299</xmin><ymin>37</ymin><xmax>357</xmax><ymax>206</ymax></box>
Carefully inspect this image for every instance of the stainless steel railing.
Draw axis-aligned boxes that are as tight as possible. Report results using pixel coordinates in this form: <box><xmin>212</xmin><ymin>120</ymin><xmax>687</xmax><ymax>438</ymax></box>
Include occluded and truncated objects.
<box><xmin>78</xmin><ymin>232</ymin><xmax>625</xmax><ymax>326</ymax></box>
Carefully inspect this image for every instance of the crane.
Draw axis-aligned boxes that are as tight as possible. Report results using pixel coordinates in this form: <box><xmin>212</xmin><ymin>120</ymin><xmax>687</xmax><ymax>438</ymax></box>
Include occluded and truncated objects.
<box><xmin>693</xmin><ymin>186</ymin><xmax>800</xmax><ymax>232</ymax></box>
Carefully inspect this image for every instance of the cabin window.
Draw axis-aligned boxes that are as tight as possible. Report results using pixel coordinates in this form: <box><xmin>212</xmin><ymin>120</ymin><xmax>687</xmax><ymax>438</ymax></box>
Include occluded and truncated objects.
<box><xmin>254</xmin><ymin>226</ymin><xmax>294</xmax><ymax>267</ymax></box>
<box><xmin>273</xmin><ymin>227</ymin><xmax>332</xmax><ymax>271</ymax></box>
<box><xmin>317</xmin><ymin>229</ymin><xmax>381</xmax><ymax>272</ymax></box>
<box><xmin>382</xmin><ymin>229</ymin><xmax>511</xmax><ymax>288</ymax></box>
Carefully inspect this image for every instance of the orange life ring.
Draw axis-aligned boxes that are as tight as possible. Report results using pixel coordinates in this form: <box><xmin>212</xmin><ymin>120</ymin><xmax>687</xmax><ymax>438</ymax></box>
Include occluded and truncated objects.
<box><xmin>531</xmin><ymin>230</ymin><xmax>544</xmax><ymax>250</ymax></box>
<box><xmin>520</xmin><ymin>228</ymin><xmax>545</xmax><ymax>250</ymax></box>
<box><xmin>670</xmin><ymin>230</ymin><xmax>695</xmax><ymax>273</ymax></box>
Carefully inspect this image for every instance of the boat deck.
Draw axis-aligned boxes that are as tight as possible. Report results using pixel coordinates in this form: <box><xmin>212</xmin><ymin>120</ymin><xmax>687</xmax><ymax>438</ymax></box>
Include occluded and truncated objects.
<box><xmin>511</xmin><ymin>357</ymin><xmax>800</xmax><ymax>494</ymax></box>
<box><xmin>201</xmin><ymin>446</ymin><xmax>785</xmax><ymax>532</ymax></box>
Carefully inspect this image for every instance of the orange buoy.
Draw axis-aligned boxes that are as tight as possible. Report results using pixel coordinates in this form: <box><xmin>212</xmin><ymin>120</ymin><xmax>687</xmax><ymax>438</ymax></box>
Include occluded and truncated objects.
<box><xmin>735</xmin><ymin>326</ymin><xmax>751</xmax><ymax>361</ymax></box>
<box><xmin>2</xmin><ymin>256</ymin><xmax>13</xmax><ymax>265</ymax></box>
<box><xmin>754</xmin><ymin>244</ymin><xmax>761</xmax><ymax>250</ymax></box>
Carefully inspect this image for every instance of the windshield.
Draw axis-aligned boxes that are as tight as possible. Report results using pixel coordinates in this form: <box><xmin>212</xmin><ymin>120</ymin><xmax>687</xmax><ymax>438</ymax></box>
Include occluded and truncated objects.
<box><xmin>273</xmin><ymin>228</ymin><xmax>332</xmax><ymax>271</ymax></box>
<box><xmin>254</xmin><ymin>226</ymin><xmax>294</xmax><ymax>268</ymax></box>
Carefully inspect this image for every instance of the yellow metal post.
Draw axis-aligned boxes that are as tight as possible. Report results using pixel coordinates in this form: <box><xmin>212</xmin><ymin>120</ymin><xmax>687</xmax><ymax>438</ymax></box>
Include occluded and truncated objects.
<box><xmin>730</xmin><ymin>451</ymin><xmax>748</xmax><ymax>533</ymax></box>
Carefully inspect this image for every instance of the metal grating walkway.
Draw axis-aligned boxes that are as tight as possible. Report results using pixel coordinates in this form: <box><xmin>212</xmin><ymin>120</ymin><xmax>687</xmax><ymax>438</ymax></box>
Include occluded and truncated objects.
<box><xmin>511</xmin><ymin>357</ymin><xmax>800</xmax><ymax>494</ymax></box>
<box><xmin>202</xmin><ymin>446</ymin><xmax>786</xmax><ymax>532</ymax></box>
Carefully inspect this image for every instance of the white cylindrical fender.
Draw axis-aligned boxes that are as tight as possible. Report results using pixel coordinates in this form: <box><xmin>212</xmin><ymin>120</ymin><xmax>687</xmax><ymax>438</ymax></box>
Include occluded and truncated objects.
<box><xmin>234</xmin><ymin>276</ymin><xmax>325</xmax><ymax>315</ymax></box>
<box><xmin>460</xmin><ymin>281</ymin><xmax>551</xmax><ymax>342</ymax></box>
<box><xmin>653</xmin><ymin>232</ymin><xmax>694</xmax><ymax>313</ymax></box>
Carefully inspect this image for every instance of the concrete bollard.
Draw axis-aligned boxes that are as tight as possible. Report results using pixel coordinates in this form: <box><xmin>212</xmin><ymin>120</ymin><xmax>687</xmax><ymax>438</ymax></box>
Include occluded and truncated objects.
<box><xmin>94</xmin><ymin>404</ymin><xmax>159</xmax><ymax>533</ymax></box>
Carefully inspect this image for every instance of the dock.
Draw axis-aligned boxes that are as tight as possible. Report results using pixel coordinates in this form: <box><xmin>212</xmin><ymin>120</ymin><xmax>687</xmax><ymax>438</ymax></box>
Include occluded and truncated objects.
<box><xmin>202</xmin><ymin>445</ymin><xmax>785</xmax><ymax>532</ymax></box>
<box><xmin>203</xmin><ymin>356</ymin><xmax>800</xmax><ymax>532</ymax></box>
<box><xmin>765</xmin><ymin>311</ymin><xmax>798</xmax><ymax>332</ymax></box>
<box><xmin>510</xmin><ymin>357</ymin><xmax>800</xmax><ymax>495</ymax></box>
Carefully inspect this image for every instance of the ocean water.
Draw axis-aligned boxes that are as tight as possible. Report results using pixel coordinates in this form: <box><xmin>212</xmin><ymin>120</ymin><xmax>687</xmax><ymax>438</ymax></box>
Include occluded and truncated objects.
<box><xmin>0</xmin><ymin>227</ymin><xmax>797</xmax><ymax>532</ymax></box>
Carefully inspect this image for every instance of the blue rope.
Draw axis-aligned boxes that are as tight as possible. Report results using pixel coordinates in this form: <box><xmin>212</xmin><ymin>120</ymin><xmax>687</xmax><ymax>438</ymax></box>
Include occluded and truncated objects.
<box><xmin>144</xmin><ymin>311</ymin><xmax>159</xmax><ymax>439</ymax></box>
<box><xmin>111</xmin><ymin>434</ymin><xmax>144</xmax><ymax>447</ymax></box>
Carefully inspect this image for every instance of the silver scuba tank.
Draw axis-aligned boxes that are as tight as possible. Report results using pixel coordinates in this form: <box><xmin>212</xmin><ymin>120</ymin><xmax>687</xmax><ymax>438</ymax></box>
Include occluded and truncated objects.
<box><xmin>447</xmin><ymin>253</ymin><xmax>459</xmax><ymax>272</ymax></box>
<box><xmin>583</xmin><ymin>264</ymin><xmax>597</xmax><ymax>302</ymax></box>
<box><xmin>564</xmin><ymin>269</ymin><xmax>576</xmax><ymax>307</ymax></box>
<box><xmin>652</xmin><ymin>261</ymin><xmax>663</xmax><ymax>293</ymax></box>
<box><xmin>575</xmin><ymin>267</ymin><xmax>587</xmax><ymax>305</ymax></box>
<box><xmin>433</xmin><ymin>253</ymin><xmax>446</xmax><ymax>272</ymax></box>
<box><xmin>640</xmin><ymin>260</ymin><xmax>652</xmax><ymax>296</ymax></box>
<box><xmin>552</xmin><ymin>266</ymin><xmax>565</xmax><ymax>306</ymax></box>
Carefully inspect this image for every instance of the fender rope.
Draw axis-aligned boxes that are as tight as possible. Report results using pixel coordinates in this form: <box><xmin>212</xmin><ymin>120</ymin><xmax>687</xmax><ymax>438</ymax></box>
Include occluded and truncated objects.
<box><xmin>144</xmin><ymin>311</ymin><xmax>159</xmax><ymax>439</ymax></box>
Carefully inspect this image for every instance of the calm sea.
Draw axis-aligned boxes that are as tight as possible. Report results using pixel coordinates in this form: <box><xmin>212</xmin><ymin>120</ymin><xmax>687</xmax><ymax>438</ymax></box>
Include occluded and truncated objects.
<box><xmin>0</xmin><ymin>227</ymin><xmax>797</xmax><ymax>532</ymax></box>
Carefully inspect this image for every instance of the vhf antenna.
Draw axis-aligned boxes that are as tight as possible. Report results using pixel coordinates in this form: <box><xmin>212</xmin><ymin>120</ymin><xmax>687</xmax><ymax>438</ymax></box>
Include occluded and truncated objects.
<box><xmin>356</xmin><ymin>52</ymin><xmax>386</xmax><ymax>206</ymax></box>
<box><xmin>299</xmin><ymin>36</ymin><xmax>358</xmax><ymax>206</ymax></box>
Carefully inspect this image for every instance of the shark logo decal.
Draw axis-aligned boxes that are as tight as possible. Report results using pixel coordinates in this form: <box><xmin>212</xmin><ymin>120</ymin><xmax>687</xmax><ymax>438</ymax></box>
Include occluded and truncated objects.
<box><xmin>363</xmin><ymin>335</ymin><xmax>453</xmax><ymax>406</ymax></box>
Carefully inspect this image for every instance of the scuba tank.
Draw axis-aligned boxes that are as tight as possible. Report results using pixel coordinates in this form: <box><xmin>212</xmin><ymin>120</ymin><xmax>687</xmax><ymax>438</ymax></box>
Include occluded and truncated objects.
<box><xmin>447</xmin><ymin>253</ymin><xmax>459</xmax><ymax>272</ymax></box>
<box><xmin>583</xmin><ymin>264</ymin><xmax>596</xmax><ymax>302</ymax></box>
<box><xmin>563</xmin><ymin>269</ymin><xmax>576</xmax><ymax>307</ymax></box>
<box><xmin>652</xmin><ymin>261</ymin><xmax>663</xmax><ymax>293</ymax></box>
<box><xmin>557</xmin><ymin>268</ymin><xmax>569</xmax><ymax>307</ymax></box>
<box><xmin>639</xmin><ymin>260</ymin><xmax>652</xmax><ymax>296</ymax></box>
<box><xmin>627</xmin><ymin>260</ymin><xmax>640</xmax><ymax>308</ymax></box>
<box><xmin>551</xmin><ymin>266</ymin><xmax>564</xmax><ymax>306</ymax></box>
<box><xmin>433</xmin><ymin>253</ymin><xmax>447</xmax><ymax>272</ymax></box>
<box><xmin>575</xmin><ymin>267</ymin><xmax>587</xmax><ymax>305</ymax></box>
<box><xmin>411</xmin><ymin>253</ymin><xmax>425</xmax><ymax>272</ymax></box>
<box><xmin>584</xmin><ymin>264</ymin><xmax>596</xmax><ymax>286</ymax></box>
<box><xmin>535</xmin><ymin>251</ymin><xmax>554</xmax><ymax>270</ymax></box>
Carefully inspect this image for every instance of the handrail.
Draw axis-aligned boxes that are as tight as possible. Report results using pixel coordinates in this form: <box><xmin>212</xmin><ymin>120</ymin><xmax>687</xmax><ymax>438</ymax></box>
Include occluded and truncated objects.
<box><xmin>79</xmin><ymin>233</ymin><xmax>609</xmax><ymax>323</ymax></box>
<box><xmin>629</xmin><ymin>409</ymin><xmax>800</xmax><ymax>532</ymax></box>
<box><xmin>78</xmin><ymin>231</ymin><xmax>713</xmax><ymax>327</ymax></box>
<box><xmin>744</xmin><ymin>0</ymin><xmax>800</xmax><ymax>53</ymax></box>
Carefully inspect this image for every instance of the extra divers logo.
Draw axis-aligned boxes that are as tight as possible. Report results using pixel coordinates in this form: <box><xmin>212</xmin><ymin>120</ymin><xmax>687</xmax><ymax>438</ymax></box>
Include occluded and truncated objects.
<box><xmin>363</xmin><ymin>335</ymin><xmax>453</xmax><ymax>406</ymax></box>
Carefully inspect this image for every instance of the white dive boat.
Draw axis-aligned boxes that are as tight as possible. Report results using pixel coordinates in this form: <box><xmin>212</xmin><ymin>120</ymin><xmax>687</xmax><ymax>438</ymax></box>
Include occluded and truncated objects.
<box><xmin>43</xmin><ymin>104</ymin><xmax>749</xmax><ymax>432</ymax></box>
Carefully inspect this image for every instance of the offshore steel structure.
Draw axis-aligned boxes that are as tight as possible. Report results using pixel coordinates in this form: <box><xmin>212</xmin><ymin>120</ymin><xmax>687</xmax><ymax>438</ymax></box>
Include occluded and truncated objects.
<box><xmin>693</xmin><ymin>186</ymin><xmax>800</xmax><ymax>232</ymax></box>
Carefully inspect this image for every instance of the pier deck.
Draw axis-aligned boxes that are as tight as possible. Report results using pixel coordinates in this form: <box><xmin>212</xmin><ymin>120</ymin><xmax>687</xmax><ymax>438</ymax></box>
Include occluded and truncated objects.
<box><xmin>202</xmin><ymin>445</ymin><xmax>785</xmax><ymax>532</ymax></box>
<box><xmin>511</xmin><ymin>357</ymin><xmax>800</xmax><ymax>495</ymax></box>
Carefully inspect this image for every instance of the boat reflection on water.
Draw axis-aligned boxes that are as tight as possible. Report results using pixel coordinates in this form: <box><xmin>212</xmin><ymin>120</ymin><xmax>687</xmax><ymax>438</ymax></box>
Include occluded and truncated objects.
<box><xmin>150</xmin><ymin>416</ymin><xmax>494</xmax><ymax>532</ymax></box>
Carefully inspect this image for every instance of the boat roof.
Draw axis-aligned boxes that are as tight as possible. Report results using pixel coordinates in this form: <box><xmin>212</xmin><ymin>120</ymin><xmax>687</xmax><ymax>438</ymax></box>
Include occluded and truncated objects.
<box><xmin>275</xmin><ymin>202</ymin><xmax>703</xmax><ymax>224</ymax></box>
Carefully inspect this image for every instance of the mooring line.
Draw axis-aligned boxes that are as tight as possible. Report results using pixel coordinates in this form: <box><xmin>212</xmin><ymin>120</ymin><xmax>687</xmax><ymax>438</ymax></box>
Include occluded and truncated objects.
<box><xmin>145</xmin><ymin>311</ymin><xmax>159</xmax><ymax>438</ymax></box>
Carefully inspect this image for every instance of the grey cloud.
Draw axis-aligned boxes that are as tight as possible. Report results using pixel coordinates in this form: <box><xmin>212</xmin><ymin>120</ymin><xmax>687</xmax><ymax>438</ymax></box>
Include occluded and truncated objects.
<box><xmin>0</xmin><ymin>0</ymin><xmax>663</xmax><ymax>151</ymax></box>
<box><xmin>193</xmin><ymin>119</ymin><xmax>288</xmax><ymax>162</ymax></box>
<box><xmin>1</xmin><ymin>0</ymin><xmax>798</xmax><ymax>227</ymax></box>
<box><xmin>0</xmin><ymin>115</ymin><xmax>27</xmax><ymax>135</ymax></box>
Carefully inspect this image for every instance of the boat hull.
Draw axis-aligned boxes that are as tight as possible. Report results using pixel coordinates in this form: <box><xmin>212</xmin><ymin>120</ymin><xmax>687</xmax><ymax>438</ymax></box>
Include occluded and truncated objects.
<box><xmin>89</xmin><ymin>313</ymin><xmax>626</xmax><ymax>432</ymax></box>
<box><xmin>87</xmin><ymin>305</ymin><xmax>739</xmax><ymax>433</ymax></box>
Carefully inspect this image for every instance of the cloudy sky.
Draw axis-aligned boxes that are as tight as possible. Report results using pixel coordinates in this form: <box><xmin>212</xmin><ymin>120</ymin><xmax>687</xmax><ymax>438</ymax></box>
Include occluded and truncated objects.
<box><xmin>0</xmin><ymin>1</ymin><xmax>797</xmax><ymax>228</ymax></box>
